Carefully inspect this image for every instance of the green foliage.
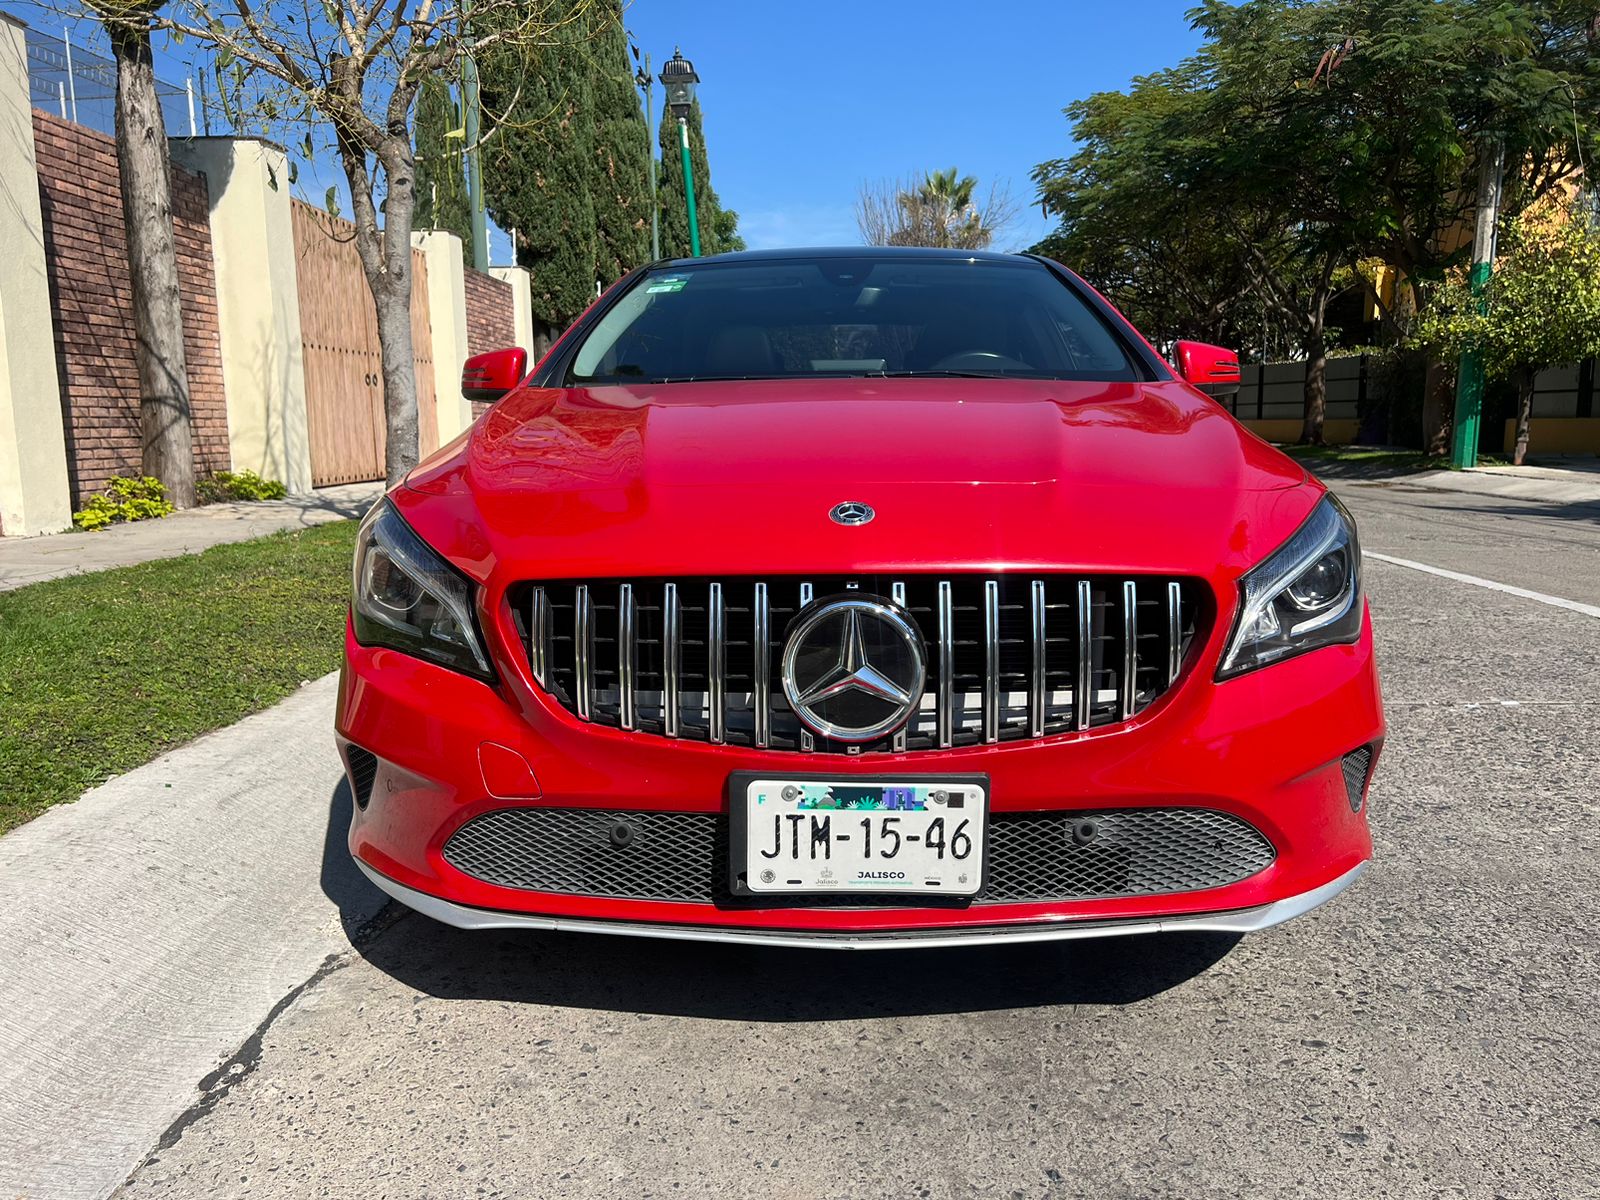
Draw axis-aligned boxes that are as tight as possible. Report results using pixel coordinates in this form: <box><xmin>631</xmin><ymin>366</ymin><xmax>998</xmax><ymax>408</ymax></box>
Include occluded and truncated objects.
<box><xmin>72</xmin><ymin>476</ymin><xmax>175</xmax><ymax>532</ymax></box>
<box><xmin>1033</xmin><ymin>0</ymin><xmax>1600</xmax><ymax>352</ymax></box>
<box><xmin>1416</xmin><ymin>210</ymin><xmax>1600</xmax><ymax>382</ymax></box>
<box><xmin>196</xmin><ymin>470</ymin><xmax>290</xmax><ymax>504</ymax></box>
<box><xmin>414</xmin><ymin>75</ymin><xmax>473</xmax><ymax>259</ymax></box>
<box><xmin>657</xmin><ymin>97</ymin><xmax>740</xmax><ymax>258</ymax></box>
<box><xmin>590</xmin><ymin>3</ymin><xmax>652</xmax><ymax>285</ymax></box>
<box><xmin>1031</xmin><ymin>63</ymin><xmax>1266</xmax><ymax>345</ymax></box>
<box><xmin>0</xmin><ymin>521</ymin><xmax>358</xmax><ymax>833</ymax></box>
<box><xmin>483</xmin><ymin>9</ymin><xmax>597</xmax><ymax>332</ymax></box>
<box><xmin>482</xmin><ymin>1</ymin><xmax>656</xmax><ymax>329</ymax></box>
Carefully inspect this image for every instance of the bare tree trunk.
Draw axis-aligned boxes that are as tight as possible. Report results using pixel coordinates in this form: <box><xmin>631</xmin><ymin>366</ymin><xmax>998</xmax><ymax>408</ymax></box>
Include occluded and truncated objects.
<box><xmin>375</xmin><ymin>277</ymin><xmax>420</xmax><ymax>485</ymax></box>
<box><xmin>1297</xmin><ymin>261</ymin><xmax>1338</xmax><ymax>446</ymax></box>
<box><xmin>341</xmin><ymin>132</ymin><xmax>421</xmax><ymax>486</ymax></box>
<box><xmin>108</xmin><ymin>12</ymin><xmax>194</xmax><ymax>507</ymax></box>
<box><xmin>1512</xmin><ymin>366</ymin><xmax>1536</xmax><ymax>466</ymax></box>
<box><xmin>1299</xmin><ymin>321</ymin><xmax>1328</xmax><ymax>446</ymax></box>
<box><xmin>1421</xmin><ymin>357</ymin><xmax>1453</xmax><ymax>457</ymax></box>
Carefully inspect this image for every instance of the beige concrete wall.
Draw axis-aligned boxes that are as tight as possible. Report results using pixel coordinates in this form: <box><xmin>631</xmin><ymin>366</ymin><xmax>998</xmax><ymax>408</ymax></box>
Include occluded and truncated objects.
<box><xmin>1503</xmin><ymin>418</ymin><xmax>1600</xmax><ymax>456</ymax></box>
<box><xmin>172</xmin><ymin>138</ymin><xmax>313</xmax><ymax>494</ymax></box>
<box><xmin>0</xmin><ymin>15</ymin><xmax>71</xmax><ymax>536</ymax></box>
<box><xmin>412</xmin><ymin>231</ymin><xmax>471</xmax><ymax>445</ymax></box>
<box><xmin>488</xmin><ymin>265</ymin><xmax>535</xmax><ymax>359</ymax></box>
<box><xmin>1239</xmin><ymin>418</ymin><xmax>1361</xmax><ymax>446</ymax></box>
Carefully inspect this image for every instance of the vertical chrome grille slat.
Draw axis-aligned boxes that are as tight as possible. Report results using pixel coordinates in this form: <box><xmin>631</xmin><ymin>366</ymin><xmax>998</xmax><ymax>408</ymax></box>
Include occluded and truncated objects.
<box><xmin>800</xmin><ymin>575</ymin><xmax>815</xmax><ymax>751</ymax></box>
<box><xmin>982</xmin><ymin>580</ymin><xmax>1000</xmax><ymax>744</ymax></box>
<box><xmin>753</xmin><ymin>582</ymin><xmax>770</xmax><ymax>748</ymax></box>
<box><xmin>1167</xmin><ymin>580</ymin><xmax>1183</xmax><ymax>685</ymax></box>
<box><xmin>708</xmin><ymin>582</ymin><xmax>726</xmax><ymax>744</ymax></box>
<box><xmin>1074</xmin><ymin>580</ymin><xmax>1092</xmax><ymax>731</ymax></box>
<box><xmin>574</xmin><ymin>584</ymin><xmax>594</xmax><ymax>721</ymax></box>
<box><xmin>1029</xmin><ymin>580</ymin><xmax>1046</xmax><ymax>738</ymax></box>
<box><xmin>1120</xmin><ymin>580</ymin><xmax>1138</xmax><ymax>720</ymax></box>
<box><xmin>618</xmin><ymin>583</ymin><xmax>637</xmax><ymax>730</ymax></box>
<box><xmin>528</xmin><ymin>586</ymin><xmax>549</xmax><ymax>687</ymax></box>
<box><xmin>937</xmin><ymin>580</ymin><xmax>954</xmax><ymax>748</ymax></box>
<box><xmin>663</xmin><ymin>582</ymin><xmax>681</xmax><ymax>737</ymax></box>
<box><xmin>891</xmin><ymin>582</ymin><xmax>908</xmax><ymax>753</ymax></box>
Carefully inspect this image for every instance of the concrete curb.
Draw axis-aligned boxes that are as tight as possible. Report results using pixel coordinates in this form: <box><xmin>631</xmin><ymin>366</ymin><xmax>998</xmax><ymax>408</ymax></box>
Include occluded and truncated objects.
<box><xmin>0</xmin><ymin>674</ymin><xmax>386</xmax><ymax>1200</ymax></box>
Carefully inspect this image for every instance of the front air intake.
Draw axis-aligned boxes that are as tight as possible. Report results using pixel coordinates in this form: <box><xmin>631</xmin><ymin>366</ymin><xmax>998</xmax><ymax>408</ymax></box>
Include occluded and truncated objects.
<box><xmin>344</xmin><ymin>744</ymin><xmax>379</xmax><ymax>810</ymax></box>
<box><xmin>1340</xmin><ymin>745</ymin><xmax>1375</xmax><ymax>812</ymax></box>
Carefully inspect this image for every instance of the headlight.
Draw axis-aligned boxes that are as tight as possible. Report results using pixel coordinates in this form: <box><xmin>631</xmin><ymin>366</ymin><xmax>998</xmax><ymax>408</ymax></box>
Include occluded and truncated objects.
<box><xmin>352</xmin><ymin>501</ymin><xmax>494</xmax><ymax>682</ymax></box>
<box><xmin>1217</xmin><ymin>494</ymin><xmax>1362</xmax><ymax>679</ymax></box>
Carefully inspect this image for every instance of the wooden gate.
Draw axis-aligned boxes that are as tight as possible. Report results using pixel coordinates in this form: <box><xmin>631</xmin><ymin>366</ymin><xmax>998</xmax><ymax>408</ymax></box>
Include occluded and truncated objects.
<box><xmin>291</xmin><ymin>201</ymin><xmax>438</xmax><ymax>486</ymax></box>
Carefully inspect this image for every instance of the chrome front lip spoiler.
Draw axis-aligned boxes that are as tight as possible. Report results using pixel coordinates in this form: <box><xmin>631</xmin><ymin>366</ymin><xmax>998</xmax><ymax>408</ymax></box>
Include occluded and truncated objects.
<box><xmin>355</xmin><ymin>860</ymin><xmax>1369</xmax><ymax>951</ymax></box>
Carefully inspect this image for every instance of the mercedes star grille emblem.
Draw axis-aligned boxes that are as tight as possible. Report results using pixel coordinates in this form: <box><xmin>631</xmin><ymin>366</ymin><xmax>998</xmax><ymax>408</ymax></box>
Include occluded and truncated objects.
<box><xmin>781</xmin><ymin>596</ymin><xmax>926</xmax><ymax>742</ymax></box>
<box><xmin>829</xmin><ymin>501</ymin><xmax>875</xmax><ymax>526</ymax></box>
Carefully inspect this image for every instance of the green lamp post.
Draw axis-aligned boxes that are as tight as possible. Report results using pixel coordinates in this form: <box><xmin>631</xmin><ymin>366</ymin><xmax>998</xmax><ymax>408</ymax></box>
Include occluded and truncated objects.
<box><xmin>660</xmin><ymin>48</ymin><xmax>701</xmax><ymax>258</ymax></box>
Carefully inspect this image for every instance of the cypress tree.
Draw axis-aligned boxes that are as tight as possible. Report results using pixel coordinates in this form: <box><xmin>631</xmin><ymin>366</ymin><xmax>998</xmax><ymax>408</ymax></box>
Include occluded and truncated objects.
<box><xmin>657</xmin><ymin>97</ymin><xmax>741</xmax><ymax>258</ymax></box>
<box><xmin>413</xmin><ymin>76</ymin><xmax>472</xmax><ymax>260</ymax></box>
<box><xmin>482</xmin><ymin>16</ymin><xmax>598</xmax><ymax>344</ymax></box>
<box><xmin>590</xmin><ymin>3</ymin><xmax>652</xmax><ymax>284</ymax></box>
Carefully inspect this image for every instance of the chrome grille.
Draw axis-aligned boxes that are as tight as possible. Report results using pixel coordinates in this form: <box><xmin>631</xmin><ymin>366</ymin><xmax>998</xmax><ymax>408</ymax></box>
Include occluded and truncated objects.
<box><xmin>512</xmin><ymin>576</ymin><xmax>1204</xmax><ymax>754</ymax></box>
<box><xmin>442</xmin><ymin>807</ymin><xmax>1275</xmax><ymax>905</ymax></box>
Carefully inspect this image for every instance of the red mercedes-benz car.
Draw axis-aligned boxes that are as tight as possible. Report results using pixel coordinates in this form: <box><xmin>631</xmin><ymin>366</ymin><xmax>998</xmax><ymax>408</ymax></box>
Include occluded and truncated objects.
<box><xmin>338</xmin><ymin>247</ymin><xmax>1382</xmax><ymax>949</ymax></box>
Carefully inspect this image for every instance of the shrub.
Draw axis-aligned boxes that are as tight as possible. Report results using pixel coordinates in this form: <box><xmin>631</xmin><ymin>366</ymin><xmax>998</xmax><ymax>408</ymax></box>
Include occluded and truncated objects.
<box><xmin>72</xmin><ymin>476</ymin><xmax>176</xmax><ymax>531</ymax></box>
<box><xmin>196</xmin><ymin>470</ymin><xmax>289</xmax><ymax>504</ymax></box>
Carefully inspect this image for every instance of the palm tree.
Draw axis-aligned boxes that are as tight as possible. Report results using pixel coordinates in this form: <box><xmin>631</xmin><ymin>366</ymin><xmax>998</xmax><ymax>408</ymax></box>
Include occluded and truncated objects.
<box><xmin>892</xmin><ymin>168</ymin><xmax>993</xmax><ymax>250</ymax></box>
<box><xmin>856</xmin><ymin>168</ymin><xmax>1017</xmax><ymax>250</ymax></box>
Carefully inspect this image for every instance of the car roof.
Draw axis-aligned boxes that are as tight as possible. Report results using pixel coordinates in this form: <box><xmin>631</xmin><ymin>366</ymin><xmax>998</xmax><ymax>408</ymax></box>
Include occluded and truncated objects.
<box><xmin>653</xmin><ymin>246</ymin><xmax>1042</xmax><ymax>268</ymax></box>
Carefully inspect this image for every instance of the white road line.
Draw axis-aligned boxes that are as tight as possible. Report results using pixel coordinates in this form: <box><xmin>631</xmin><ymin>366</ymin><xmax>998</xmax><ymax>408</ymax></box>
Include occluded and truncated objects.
<box><xmin>1364</xmin><ymin>551</ymin><xmax>1600</xmax><ymax>619</ymax></box>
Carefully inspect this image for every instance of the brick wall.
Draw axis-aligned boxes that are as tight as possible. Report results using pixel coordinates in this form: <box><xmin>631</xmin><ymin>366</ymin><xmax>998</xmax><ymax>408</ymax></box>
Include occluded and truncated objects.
<box><xmin>463</xmin><ymin>268</ymin><xmax>516</xmax><ymax>416</ymax></box>
<box><xmin>32</xmin><ymin>111</ymin><xmax>229</xmax><ymax>504</ymax></box>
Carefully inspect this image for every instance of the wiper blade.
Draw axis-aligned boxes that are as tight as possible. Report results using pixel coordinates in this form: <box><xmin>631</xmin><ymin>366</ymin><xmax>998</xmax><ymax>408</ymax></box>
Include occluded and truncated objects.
<box><xmin>646</xmin><ymin>372</ymin><xmax>862</xmax><ymax>384</ymax></box>
<box><xmin>873</xmin><ymin>369</ymin><xmax>1011</xmax><ymax>380</ymax></box>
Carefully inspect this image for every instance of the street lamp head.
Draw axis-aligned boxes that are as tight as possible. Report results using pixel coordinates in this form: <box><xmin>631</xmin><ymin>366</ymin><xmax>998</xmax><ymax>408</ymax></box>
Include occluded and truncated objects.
<box><xmin>660</xmin><ymin>47</ymin><xmax>699</xmax><ymax>121</ymax></box>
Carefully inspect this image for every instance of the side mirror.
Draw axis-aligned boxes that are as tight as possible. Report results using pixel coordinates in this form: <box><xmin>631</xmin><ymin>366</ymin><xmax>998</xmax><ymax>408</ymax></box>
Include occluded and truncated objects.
<box><xmin>461</xmin><ymin>347</ymin><xmax>528</xmax><ymax>405</ymax></box>
<box><xmin>1173</xmin><ymin>341</ymin><xmax>1241</xmax><ymax>397</ymax></box>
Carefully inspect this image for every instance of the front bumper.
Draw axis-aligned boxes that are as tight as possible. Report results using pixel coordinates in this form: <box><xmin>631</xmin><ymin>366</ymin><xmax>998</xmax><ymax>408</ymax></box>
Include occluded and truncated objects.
<box><xmin>354</xmin><ymin>857</ymin><xmax>1370</xmax><ymax>949</ymax></box>
<box><xmin>338</xmin><ymin>601</ymin><xmax>1383</xmax><ymax>942</ymax></box>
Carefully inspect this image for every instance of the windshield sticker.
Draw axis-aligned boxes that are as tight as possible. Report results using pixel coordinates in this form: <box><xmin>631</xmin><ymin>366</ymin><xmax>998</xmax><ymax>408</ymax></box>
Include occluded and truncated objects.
<box><xmin>645</xmin><ymin>274</ymin><xmax>692</xmax><ymax>294</ymax></box>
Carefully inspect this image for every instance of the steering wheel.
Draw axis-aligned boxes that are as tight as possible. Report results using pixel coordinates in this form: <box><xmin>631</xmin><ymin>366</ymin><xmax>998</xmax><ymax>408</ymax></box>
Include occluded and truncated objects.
<box><xmin>930</xmin><ymin>350</ymin><xmax>1032</xmax><ymax>372</ymax></box>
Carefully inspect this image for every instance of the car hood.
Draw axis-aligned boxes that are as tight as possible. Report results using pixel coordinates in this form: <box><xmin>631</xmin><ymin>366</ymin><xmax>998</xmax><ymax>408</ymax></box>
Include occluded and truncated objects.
<box><xmin>399</xmin><ymin>378</ymin><xmax>1316</xmax><ymax>584</ymax></box>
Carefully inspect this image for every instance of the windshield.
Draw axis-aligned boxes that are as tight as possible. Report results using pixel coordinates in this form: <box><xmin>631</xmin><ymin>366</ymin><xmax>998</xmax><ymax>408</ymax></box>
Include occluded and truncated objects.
<box><xmin>567</xmin><ymin>256</ymin><xmax>1142</xmax><ymax>385</ymax></box>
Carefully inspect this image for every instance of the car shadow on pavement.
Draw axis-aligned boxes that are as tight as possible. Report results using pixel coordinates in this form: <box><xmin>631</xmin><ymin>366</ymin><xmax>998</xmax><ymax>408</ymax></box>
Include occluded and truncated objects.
<box><xmin>352</xmin><ymin>904</ymin><xmax>1240</xmax><ymax>1020</ymax></box>
<box><xmin>320</xmin><ymin>780</ymin><xmax>391</xmax><ymax>942</ymax></box>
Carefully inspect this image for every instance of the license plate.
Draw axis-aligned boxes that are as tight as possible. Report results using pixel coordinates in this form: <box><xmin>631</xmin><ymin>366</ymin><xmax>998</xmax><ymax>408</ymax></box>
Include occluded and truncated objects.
<box><xmin>729</xmin><ymin>774</ymin><xmax>988</xmax><ymax>898</ymax></box>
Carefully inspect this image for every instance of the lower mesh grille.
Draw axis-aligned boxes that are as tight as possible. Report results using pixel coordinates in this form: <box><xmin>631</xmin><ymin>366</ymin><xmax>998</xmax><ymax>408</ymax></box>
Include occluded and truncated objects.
<box><xmin>442</xmin><ymin>806</ymin><xmax>1276</xmax><ymax>906</ymax></box>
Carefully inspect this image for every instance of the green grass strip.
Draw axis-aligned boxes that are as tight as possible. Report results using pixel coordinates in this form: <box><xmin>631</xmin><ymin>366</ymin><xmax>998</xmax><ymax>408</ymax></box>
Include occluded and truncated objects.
<box><xmin>0</xmin><ymin>520</ymin><xmax>358</xmax><ymax>834</ymax></box>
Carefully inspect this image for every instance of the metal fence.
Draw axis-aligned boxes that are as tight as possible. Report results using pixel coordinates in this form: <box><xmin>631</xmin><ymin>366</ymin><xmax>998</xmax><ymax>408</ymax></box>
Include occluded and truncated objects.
<box><xmin>1232</xmin><ymin>355</ymin><xmax>1598</xmax><ymax>422</ymax></box>
<box><xmin>24</xmin><ymin>24</ymin><xmax>198</xmax><ymax>139</ymax></box>
<box><xmin>1232</xmin><ymin>356</ymin><xmax>1373</xmax><ymax>423</ymax></box>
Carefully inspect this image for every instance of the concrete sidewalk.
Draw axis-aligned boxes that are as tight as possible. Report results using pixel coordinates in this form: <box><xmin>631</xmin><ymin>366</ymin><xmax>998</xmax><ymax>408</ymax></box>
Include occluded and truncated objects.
<box><xmin>0</xmin><ymin>674</ymin><xmax>385</xmax><ymax>1200</ymax></box>
<box><xmin>0</xmin><ymin>482</ymin><xmax>382</xmax><ymax>592</ymax></box>
<box><xmin>1396</xmin><ymin>458</ymin><xmax>1600</xmax><ymax>507</ymax></box>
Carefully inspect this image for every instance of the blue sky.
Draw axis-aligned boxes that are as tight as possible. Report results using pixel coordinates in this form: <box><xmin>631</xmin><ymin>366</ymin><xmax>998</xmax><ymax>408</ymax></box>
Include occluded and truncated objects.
<box><xmin>7</xmin><ymin>0</ymin><xmax>1205</xmax><ymax>257</ymax></box>
<box><xmin>623</xmin><ymin>0</ymin><xmax>1206</xmax><ymax>251</ymax></box>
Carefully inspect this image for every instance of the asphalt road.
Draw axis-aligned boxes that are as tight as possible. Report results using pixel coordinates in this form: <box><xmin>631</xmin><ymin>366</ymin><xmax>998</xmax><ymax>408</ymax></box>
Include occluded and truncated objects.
<box><xmin>114</xmin><ymin>483</ymin><xmax>1600</xmax><ymax>1200</ymax></box>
